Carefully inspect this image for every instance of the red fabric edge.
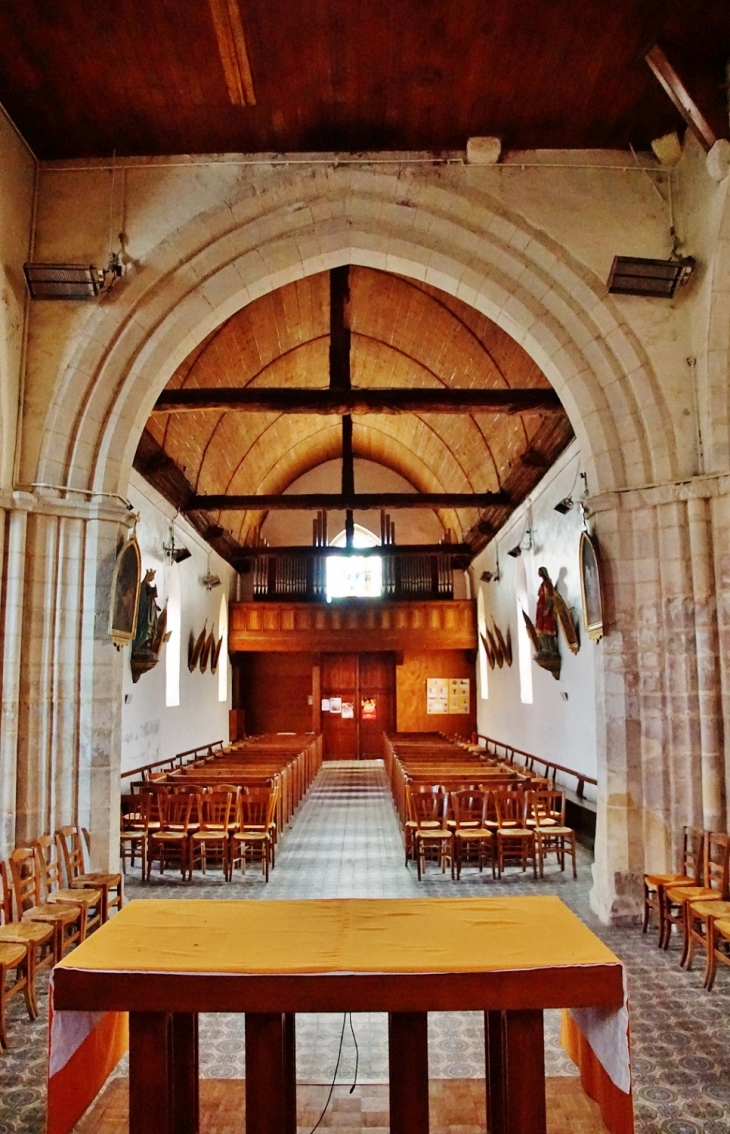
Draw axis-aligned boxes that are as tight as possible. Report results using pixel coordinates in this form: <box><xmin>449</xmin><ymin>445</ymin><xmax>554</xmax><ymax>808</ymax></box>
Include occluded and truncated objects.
<box><xmin>47</xmin><ymin>1012</ymin><xmax>128</xmax><ymax>1134</ymax></box>
<box><xmin>561</xmin><ymin>1010</ymin><xmax>634</xmax><ymax>1134</ymax></box>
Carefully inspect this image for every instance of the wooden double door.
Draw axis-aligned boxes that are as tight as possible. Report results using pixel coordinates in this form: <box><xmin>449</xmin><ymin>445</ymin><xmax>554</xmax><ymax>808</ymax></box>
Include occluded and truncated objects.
<box><xmin>320</xmin><ymin>652</ymin><xmax>395</xmax><ymax>760</ymax></box>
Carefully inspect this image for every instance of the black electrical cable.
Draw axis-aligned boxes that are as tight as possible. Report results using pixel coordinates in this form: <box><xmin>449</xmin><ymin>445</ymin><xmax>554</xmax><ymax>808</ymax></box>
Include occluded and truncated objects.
<box><xmin>307</xmin><ymin>1014</ymin><xmax>347</xmax><ymax>1134</ymax></box>
<box><xmin>348</xmin><ymin>1013</ymin><xmax>359</xmax><ymax>1094</ymax></box>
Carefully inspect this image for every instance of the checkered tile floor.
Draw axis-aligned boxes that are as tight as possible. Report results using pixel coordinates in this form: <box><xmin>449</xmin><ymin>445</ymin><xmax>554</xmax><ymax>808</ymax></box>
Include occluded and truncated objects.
<box><xmin>1</xmin><ymin>761</ymin><xmax>729</xmax><ymax>1133</ymax></box>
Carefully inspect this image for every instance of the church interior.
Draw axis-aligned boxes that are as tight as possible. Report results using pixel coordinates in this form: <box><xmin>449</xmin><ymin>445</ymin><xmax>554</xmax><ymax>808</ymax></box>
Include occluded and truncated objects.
<box><xmin>1</xmin><ymin>3</ymin><xmax>730</xmax><ymax>1133</ymax></box>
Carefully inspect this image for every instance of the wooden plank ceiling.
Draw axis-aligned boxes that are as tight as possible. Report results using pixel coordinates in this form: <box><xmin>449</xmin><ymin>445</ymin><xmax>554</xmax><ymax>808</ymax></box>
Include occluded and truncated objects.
<box><xmin>0</xmin><ymin>1</ymin><xmax>728</xmax><ymax>159</ymax></box>
<box><xmin>135</xmin><ymin>267</ymin><xmax>574</xmax><ymax>567</ymax></box>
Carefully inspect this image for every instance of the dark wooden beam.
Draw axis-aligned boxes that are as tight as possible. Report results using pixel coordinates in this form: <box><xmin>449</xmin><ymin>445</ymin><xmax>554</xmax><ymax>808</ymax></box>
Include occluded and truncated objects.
<box><xmin>132</xmin><ymin>428</ymin><xmax>244</xmax><ymax>568</ymax></box>
<box><xmin>234</xmin><ymin>543</ymin><xmax>471</xmax><ymax>561</ymax></box>
<box><xmin>186</xmin><ymin>491</ymin><xmax>510</xmax><ymax>512</ymax></box>
<box><xmin>329</xmin><ymin>265</ymin><xmax>351</xmax><ymax>391</ymax></box>
<box><xmin>151</xmin><ymin>387</ymin><xmax>565</xmax><ymax>415</ymax></box>
<box><xmin>645</xmin><ymin>44</ymin><xmax>717</xmax><ymax>152</ymax></box>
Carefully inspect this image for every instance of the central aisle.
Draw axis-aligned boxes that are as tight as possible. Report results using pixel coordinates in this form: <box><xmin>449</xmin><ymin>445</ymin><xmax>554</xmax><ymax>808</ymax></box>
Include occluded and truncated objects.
<box><xmin>259</xmin><ymin>760</ymin><xmax>419</xmax><ymax>901</ymax></box>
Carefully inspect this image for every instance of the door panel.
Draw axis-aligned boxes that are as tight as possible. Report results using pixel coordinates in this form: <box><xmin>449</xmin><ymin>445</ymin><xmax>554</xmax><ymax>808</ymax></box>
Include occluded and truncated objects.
<box><xmin>359</xmin><ymin>653</ymin><xmax>395</xmax><ymax>759</ymax></box>
<box><xmin>321</xmin><ymin>654</ymin><xmax>358</xmax><ymax>759</ymax></box>
<box><xmin>321</xmin><ymin>652</ymin><xmax>395</xmax><ymax>759</ymax></box>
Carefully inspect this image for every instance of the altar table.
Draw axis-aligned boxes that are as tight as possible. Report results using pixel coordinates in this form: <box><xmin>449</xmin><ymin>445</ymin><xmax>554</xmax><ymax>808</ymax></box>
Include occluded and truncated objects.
<box><xmin>51</xmin><ymin>896</ymin><xmax>630</xmax><ymax>1134</ymax></box>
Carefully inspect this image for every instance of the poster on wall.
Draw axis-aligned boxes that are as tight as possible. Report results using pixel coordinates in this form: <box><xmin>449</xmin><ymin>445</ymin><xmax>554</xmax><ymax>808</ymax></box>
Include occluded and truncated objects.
<box><xmin>341</xmin><ymin>701</ymin><xmax>354</xmax><ymax>719</ymax></box>
<box><xmin>361</xmin><ymin>697</ymin><xmax>377</xmax><ymax>721</ymax></box>
<box><xmin>426</xmin><ymin>678</ymin><xmax>449</xmax><ymax>714</ymax></box>
<box><xmin>329</xmin><ymin>697</ymin><xmax>342</xmax><ymax>714</ymax></box>
<box><xmin>321</xmin><ymin>699</ymin><xmax>331</xmax><ymax>712</ymax></box>
<box><xmin>448</xmin><ymin>678</ymin><xmax>470</xmax><ymax>714</ymax></box>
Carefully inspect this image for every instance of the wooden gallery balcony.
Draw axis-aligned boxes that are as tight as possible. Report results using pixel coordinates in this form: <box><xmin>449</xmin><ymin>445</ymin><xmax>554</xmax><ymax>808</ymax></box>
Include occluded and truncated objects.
<box><xmin>228</xmin><ymin>600</ymin><xmax>477</xmax><ymax>654</ymax></box>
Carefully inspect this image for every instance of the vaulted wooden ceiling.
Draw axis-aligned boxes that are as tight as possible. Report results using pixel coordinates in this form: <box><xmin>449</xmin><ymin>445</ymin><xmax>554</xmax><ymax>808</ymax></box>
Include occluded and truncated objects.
<box><xmin>135</xmin><ymin>267</ymin><xmax>574</xmax><ymax>566</ymax></box>
<box><xmin>1</xmin><ymin>1</ymin><xmax>728</xmax><ymax>159</ymax></box>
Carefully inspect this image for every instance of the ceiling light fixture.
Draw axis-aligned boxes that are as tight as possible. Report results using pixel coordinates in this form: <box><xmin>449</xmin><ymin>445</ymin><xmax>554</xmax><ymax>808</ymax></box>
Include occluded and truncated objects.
<box><xmin>163</xmin><ymin>526</ymin><xmax>192</xmax><ymax>565</ymax></box>
<box><xmin>554</xmin><ymin>496</ymin><xmax>574</xmax><ymax>515</ymax></box>
<box><xmin>201</xmin><ymin>572</ymin><xmax>222</xmax><ymax>591</ymax></box>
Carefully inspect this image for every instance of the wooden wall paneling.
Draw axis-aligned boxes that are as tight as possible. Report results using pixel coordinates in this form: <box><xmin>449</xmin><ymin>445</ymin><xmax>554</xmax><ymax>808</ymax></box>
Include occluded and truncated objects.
<box><xmin>228</xmin><ymin>600</ymin><xmax>477</xmax><ymax>654</ymax></box>
<box><xmin>395</xmin><ymin>649</ymin><xmax>476</xmax><ymax>735</ymax></box>
<box><xmin>237</xmin><ymin>652</ymin><xmax>315</xmax><ymax>735</ymax></box>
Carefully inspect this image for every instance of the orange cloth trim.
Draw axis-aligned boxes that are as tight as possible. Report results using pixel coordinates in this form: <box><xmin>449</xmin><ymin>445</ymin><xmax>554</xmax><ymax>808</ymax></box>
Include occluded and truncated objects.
<box><xmin>561</xmin><ymin>1011</ymin><xmax>633</xmax><ymax>1134</ymax></box>
<box><xmin>55</xmin><ymin>896</ymin><xmax>622</xmax><ymax>976</ymax></box>
<box><xmin>47</xmin><ymin>1011</ymin><xmax>128</xmax><ymax>1134</ymax></box>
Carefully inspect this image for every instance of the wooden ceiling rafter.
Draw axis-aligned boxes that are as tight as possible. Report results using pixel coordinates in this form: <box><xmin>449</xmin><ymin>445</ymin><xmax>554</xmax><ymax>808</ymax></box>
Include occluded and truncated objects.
<box><xmin>207</xmin><ymin>0</ymin><xmax>256</xmax><ymax>107</ymax></box>
<box><xmin>645</xmin><ymin>43</ymin><xmax>717</xmax><ymax>152</ymax></box>
<box><xmin>185</xmin><ymin>491</ymin><xmax>511</xmax><ymax>511</ymax></box>
<box><xmin>151</xmin><ymin>387</ymin><xmax>564</xmax><ymax>415</ymax></box>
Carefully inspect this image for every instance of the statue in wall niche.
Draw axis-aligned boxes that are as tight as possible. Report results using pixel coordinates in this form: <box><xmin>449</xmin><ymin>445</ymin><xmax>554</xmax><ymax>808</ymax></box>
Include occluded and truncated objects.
<box><xmin>130</xmin><ymin>569</ymin><xmax>170</xmax><ymax>683</ymax></box>
<box><xmin>522</xmin><ymin>566</ymin><xmax>580</xmax><ymax>682</ymax></box>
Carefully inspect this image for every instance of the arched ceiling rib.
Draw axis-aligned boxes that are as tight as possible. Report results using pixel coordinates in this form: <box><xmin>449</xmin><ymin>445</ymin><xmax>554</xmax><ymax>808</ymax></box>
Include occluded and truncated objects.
<box><xmin>135</xmin><ymin>266</ymin><xmax>574</xmax><ymax>562</ymax></box>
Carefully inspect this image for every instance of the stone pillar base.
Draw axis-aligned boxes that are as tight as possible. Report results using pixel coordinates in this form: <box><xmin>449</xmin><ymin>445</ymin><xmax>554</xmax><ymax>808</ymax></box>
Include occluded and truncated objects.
<box><xmin>589</xmin><ymin>865</ymin><xmax>643</xmax><ymax>926</ymax></box>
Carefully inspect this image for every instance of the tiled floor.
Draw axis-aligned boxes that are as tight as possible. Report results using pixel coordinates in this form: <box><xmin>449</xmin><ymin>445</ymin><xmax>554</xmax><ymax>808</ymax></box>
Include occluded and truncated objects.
<box><xmin>1</xmin><ymin>761</ymin><xmax>730</xmax><ymax>1133</ymax></box>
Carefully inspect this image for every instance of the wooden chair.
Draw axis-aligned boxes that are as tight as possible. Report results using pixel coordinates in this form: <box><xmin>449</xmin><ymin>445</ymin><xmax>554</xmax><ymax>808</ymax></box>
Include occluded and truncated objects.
<box><xmin>190</xmin><ymin>788</ymin><xmax>236</xmax><ymax>876</ymax></box>
<box><xmin>451</xmin><ymin>789</ymin><xmax>494</xmax><ymax>880</ymax></box>
<box><xmin>56</xmin><ymin>825</ymin><xmax>123</xmax><ymax>922</ymax></box>
<box><xmin>8</xmin><ymin>847</ymin><xmax>83</xmax><ymax>961</ymax></box>
<box><xmin>528</xmin><ymin>790</ymin><xmax>577</xmax><ymax>879</ymax></box>
<box><xmin>663</xmin><ymin>832</ymin><xmax>730</xmax><ymax>963</ymax></box>
<box><xmin>408</xmin><ymin>787</ymin><xmax>452</xmax><ymax>881</ymax></box>
<box><xmin>493</xmin><ymin>790</ymin><xmax>536</xmax><ymax>878</ymax></box>
<box><xmin>120</xmin><ymin>792</ymin><xmax>152</xmax><ymax>876</ymax></box>
<box><xmin>0</xmin><ymin>941</ymin><xmax>33</xmax><ymax>1050</ymax></box>
<box><xmin>147</xmin><ymin>787</ymin><xmax>199</xmax><ymax>881</ymax></box>
<box><xmin>35</xmin><ymin>835</ymin><xmax>103</xmax><ymax>940</ymax></box>
<box><xmin>643</xmin><ymin>825</ymin><xmax>704</xmax><ymax>942</ymax></box>
<box><xmin>705</xmin><ymin>914</ymin><xmax>730</xmax><ymax>991</ymax></box>
<box><xmin>0</xmin><ymin>861</ymin><xmax>54</xmax><ymax>1019</ymax></box>
<box><xmin>685</xmin><ymin>898</ymin><xmax>730</xmax><ymax>981</ymax></box>
<box><xmin>229</xmin><ymin>789</ymin><xmax>277</xmax><ymax>882</ymax></box>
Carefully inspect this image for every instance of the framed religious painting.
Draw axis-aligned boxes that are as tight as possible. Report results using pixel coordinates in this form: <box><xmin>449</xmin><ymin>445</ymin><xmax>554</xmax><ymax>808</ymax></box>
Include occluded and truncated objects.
<box><xmin>579</xmin><ymin>531</ymin><xmax>604</xmax><ymax>643</ymax></box>
<box><xmin>109</xmin><ymin>533</ymin><xmax>142</xmax><ymax>648</ymax></box>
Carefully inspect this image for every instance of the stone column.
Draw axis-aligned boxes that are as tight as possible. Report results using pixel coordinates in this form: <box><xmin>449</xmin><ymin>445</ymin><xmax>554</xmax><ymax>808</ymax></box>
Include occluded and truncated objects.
<box><xmin>0</xmin><ymin>493</ymin><xmax>34</xmax><ymax>857</ymax></box>
<box><xmin>688</xmin><ymin>495</ymin><xmax>725</xmax><ymax>831</ymax></box>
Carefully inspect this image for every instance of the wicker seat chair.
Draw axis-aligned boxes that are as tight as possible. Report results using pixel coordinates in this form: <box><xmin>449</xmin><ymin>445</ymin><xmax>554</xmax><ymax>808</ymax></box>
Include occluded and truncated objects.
<box><xmin>56</xmin><ymin>825</ymin><xmax>123</xmax><ymax>922</ymax></box>
<box><xmin>0</xmin><ymin>861</ymin><xmax>53</xmax><ymax>1018</ymax></box>
<box><xmin>35</xmin><ymin>835</ymin><xmax>103</xmax><ymax>940</ymax></box>
<box><xmin>8</xmin><ymin>847</ymin><xmax>83</xmax><ymax>961</ymax></box>
<box><xmin>643</xmin><ymin>825</ymin><xmax>704</xmax><ymax>942</ymax></box>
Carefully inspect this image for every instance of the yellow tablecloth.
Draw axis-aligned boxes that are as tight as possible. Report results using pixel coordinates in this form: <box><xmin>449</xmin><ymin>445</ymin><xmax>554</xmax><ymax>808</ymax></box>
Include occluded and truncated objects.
<box><xmin>54</xmin><ymin>895</ymin><xmax>620</xmax><ymax>975</ymax></box>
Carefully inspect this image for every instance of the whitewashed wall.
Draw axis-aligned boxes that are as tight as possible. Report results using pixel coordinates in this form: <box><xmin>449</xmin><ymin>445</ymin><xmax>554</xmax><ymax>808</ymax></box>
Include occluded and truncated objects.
<box><xmin>470</xmin><ymin>443</ymin><xmax>597</xmax><ymax>798</ymax></box>
<box><xmin>120</xmin><ymin>471</ymin><xmax>234</xmax><ymax>775</ymax></box>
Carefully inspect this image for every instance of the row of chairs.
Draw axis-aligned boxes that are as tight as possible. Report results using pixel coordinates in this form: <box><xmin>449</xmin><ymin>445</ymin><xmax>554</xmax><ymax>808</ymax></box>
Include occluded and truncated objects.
<box><xmin>121</xmin><ymin>783</ymin><xmax>279</xmax><ymax>882</ymax></box>
<box><xmin>405</xmin><ymin>784</ymin><xmax>577</xmax><ymax>882</ymax></box>
<box><xmin>643</xmin><ymin>826</ymin><xmax>730</xmax><ymax>989</ymax></box>
<box><xmin>0</xmin><ymin>826</ymin><xmax>122</xmax><ymax>1049</ymax></box>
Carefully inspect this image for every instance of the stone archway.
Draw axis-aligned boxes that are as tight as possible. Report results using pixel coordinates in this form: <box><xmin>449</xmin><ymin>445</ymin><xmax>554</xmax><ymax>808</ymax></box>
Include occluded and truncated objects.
<box><xmin>24</xmin><ymin>165</ymin><xmax>685</xmax><ymax>916</ymax></box>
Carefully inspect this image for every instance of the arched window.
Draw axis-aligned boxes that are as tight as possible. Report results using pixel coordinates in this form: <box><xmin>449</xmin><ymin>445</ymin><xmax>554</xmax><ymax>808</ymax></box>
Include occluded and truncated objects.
<box><xmin>514</xmin><ymin>559</ymin><xmax>533</xmax><ymax>705</ymax></box>
<box><xmin>165</xmin><ymin>567</ymin><xmax>181</xmax><ymax>707</ymax></box>
<box><xmin>477</xmin><ymin>588</ymin><xmax>489</xmax><ymax>700</ymax></box>
<box><xmin>326</xmin><ymin>525</ymin><xmax>382</xmax><ymax>601</ymax></box>
<box><xmin>218</xmin><ymin>592</ymin><xmax>228</xmax><ymax>703</ymax></box>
